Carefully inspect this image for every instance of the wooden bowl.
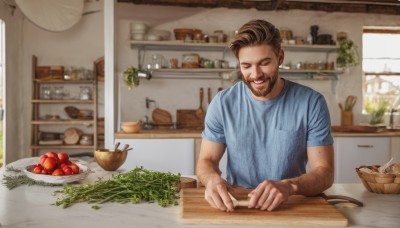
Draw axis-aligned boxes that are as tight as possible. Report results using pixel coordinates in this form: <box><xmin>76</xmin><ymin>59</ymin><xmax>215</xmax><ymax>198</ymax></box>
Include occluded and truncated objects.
<box><xmin>94</xmin><ymin>149</ymin><xmax>128</xmax><ymax>171</ymax></box>
<box><xmin>64</xmin><ymin>106</ymin><xmax>79</xmax><ymax>119</ymax></box>
<box><xmin>121</xmin><ymin>121</ymin><xmax>141</xmax><ymax>133</ymax></box>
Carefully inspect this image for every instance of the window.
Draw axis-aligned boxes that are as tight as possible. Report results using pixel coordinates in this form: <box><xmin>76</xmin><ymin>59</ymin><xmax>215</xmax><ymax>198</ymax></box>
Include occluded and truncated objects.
<box><xmin>362</xmin><ymin>28</ymin><xmax>400</xmax><ymax>115</ymax></box>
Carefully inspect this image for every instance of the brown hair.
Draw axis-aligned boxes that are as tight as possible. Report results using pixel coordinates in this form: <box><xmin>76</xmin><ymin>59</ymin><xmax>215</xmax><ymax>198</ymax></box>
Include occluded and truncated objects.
<box><xmin>229</xmin><ymin>19</ymin><xmax>281</xmax><ymax>58</ymax></box>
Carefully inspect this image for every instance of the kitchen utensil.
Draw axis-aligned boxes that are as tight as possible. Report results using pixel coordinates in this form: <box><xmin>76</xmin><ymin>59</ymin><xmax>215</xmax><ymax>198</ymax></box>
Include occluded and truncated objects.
<box><xmin>176</xmin><ymin>109</ymin><xmax>204</xmax><ymax>130</ymax></box>
<box><xmin>180</xmin><ymin>188</ymin><xmax>348</xmax><ymax>226</ymax></box>
<box><xmin>114</xmin><ymin>142</ymin><xmax>120</xmax><ymax>152</ymax></box>
<box><xmin>121</xmin><ymin>121</ymin><xmax>141</xmax><ymax>133</ymax></box>
<box><xmin>121</xmin><ymin>144</ymin><xmax>130</xmax><ymax>152</ymax></box>
<box><xmin>63</xmin><ymin>128</ymin><xmax>82</xmax><ymax>145</ymax></box>
<box><xmin>178</xmin><ymin>177</ymin><xmax>197</xmax><ymax>190</ymax></box>
<box><xmin>344</xmin><ymin>95</ymin><xmax>357</xmax><ymax>111</ymax></box>
<box><xmin>94</xmin><ymin>149</ymin><xmax>128</xmax><ymax>171</ymax></box>
<box><xmin>196</xmin><ymin>88</ymin><xmax>204</xmax><ymax>118</ymax></box>
<box><xmin>331</xmin><ymin>125</ymin><xmax>386</xmax><ymax>133</ymax></box>
<box><xmin>338</xmin><ymin>103</ymin><xmax>343</xmax><ymax>111</ymax></box>
<box><xmin>64</xmin><ymin>106</ymin><xmax>80</xmax><ymax>119</ymax></box>
<box><xmin>152</xmin><ymin>108</ymin><xmax>172</xmax><ymax>125</ymax></box>
<box><xmin>207</xmin><ymin>88</ymin><xmax>211</xmax><ymax>104</ymax></box>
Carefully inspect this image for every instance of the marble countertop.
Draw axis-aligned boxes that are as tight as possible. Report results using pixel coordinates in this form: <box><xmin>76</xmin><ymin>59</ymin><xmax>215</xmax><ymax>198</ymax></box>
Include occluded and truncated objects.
<box><xmin>1</xmin><ymin>158</ymin><xmax>399</xmax><ymax>228</ymax></box>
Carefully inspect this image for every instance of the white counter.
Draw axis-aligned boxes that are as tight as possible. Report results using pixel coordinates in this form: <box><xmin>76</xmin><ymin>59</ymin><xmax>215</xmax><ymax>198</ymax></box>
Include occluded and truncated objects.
<box><xmin>0</xmin><ymin>158</ymin><xmax>399</xmax><ymax>228</ymax></box>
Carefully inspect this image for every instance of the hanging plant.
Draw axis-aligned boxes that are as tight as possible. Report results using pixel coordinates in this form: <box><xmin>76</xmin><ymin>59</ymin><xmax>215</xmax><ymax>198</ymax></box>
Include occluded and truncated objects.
<box><xmin>123</xmin><ymin>67</ymin><xmax>140</xmax><ymax>90</ymax></box>
<box><xmin>336</xmin><ymin>37</ymin><xmax>359</xmax><ymax>69</ymax></box>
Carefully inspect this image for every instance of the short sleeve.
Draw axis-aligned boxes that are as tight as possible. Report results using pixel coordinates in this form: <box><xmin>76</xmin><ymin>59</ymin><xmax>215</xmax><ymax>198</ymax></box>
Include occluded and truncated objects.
<box><xmin>202</xmin><ymin>93</ymin><xmax>226</xmax><ymax>144</ymax></box>
<box><xmin>307</xmin><ymin>94</ymin><xmax>334</xmax><ymax>146</ymax></box>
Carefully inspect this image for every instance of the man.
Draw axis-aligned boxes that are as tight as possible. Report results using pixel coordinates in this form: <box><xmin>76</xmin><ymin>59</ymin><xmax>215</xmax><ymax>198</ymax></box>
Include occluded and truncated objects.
<box><xmin>196</xmin><ymin>19</ymin><xmax>334</xmax><ymax>212</ymax></box>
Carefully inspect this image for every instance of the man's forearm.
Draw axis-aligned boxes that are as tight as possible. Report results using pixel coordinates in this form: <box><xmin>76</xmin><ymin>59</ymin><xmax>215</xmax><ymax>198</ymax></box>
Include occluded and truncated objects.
<box><xmin>196</xmin><ymin>159</ymin><xmax>222</xmax><ymax>186</ymax></box>
<box><xmin>283</xmin><ymin>166</ymin><xmax>334</xmax><ymax>196</ymax></box>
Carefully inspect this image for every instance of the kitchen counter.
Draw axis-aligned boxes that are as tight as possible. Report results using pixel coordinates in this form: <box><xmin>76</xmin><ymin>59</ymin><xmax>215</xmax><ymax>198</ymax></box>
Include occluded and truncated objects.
<box><xmin>114</xmin><ymin>129</ymin><xmax>400</xmax><ymax>139</ymax></box>
<box><xmin>1</xmin><ymin>158</ymin><xmax>399</xmax><ymax>228</ymax></box>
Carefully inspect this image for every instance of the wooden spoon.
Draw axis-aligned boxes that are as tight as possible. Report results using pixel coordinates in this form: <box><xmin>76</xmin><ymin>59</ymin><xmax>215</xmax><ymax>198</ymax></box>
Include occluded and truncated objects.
<box><xmin>114</xmin><ymin>142</ymin><xmax>120</xmax><ymax>152</ymax></box>
<box><xmin>196</xmin><ymin>88</ymin><xmax>204</xmax><ymax>118</ymax></box>
<box><xmin>121</xmin><ymin>144</ymin><xmax>129</xmax><ymax>152</ymax></box>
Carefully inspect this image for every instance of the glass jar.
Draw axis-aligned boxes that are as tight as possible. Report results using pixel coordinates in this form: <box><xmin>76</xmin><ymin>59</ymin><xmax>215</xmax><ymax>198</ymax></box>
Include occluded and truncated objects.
<box><xmin>53</xmin><ymin>86</ymin><xmax>64</xmax><ymax>100</ymax></box>
<box><xmin>80</xmin><ymin>86</ymin><xmax>91</xmax><ymax>100</ymax></box>
<box><xmin>41</xmin><ymin>86</ymin><xmax>52</xmax><ymax>100</ymax></box>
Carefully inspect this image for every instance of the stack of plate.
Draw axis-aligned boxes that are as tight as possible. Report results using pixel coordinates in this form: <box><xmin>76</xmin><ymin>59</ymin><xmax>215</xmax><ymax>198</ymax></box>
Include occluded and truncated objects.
<box><xmin>130</xmin><ymin>22</ymin><xmax>147</xmax><ymax>41</ymax></box>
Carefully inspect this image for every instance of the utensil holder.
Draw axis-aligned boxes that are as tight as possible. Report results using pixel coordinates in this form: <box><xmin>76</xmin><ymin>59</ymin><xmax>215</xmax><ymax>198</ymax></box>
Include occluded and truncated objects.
<box><xmin>341</xmin><ymin>111</ymin><xmax>353</xmax><ymax>126</ymax></box>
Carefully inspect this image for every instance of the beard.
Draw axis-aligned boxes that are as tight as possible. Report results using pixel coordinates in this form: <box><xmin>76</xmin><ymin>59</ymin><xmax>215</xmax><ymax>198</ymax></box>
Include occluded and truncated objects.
<box><xmin>243</xmin><ymin>74</ymin><xmax>278</xmax><ymax>97</ymax></box>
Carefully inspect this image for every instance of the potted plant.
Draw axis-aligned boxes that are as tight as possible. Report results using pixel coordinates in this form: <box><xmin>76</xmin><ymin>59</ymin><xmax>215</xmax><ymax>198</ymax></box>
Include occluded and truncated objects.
<box><xmin>365</xmin><ymin>97</ymin><xmax>389</xmax><ymax>125</ymax></box>
<box><xmin>336</xmin><ymin>36</ymin><xmax>359</xmax><ymax>69</ymax></box>
<box><xmin>123</xmin><ymin>66</ymin><xmax>140</xmax><ymax>90</ymax></box>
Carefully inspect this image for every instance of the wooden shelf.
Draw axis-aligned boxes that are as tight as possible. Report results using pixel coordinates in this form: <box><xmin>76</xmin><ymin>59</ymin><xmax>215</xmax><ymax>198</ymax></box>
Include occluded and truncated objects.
<box><xmin>31</xmin><ymin>120</ymin><xmax>95</xmax><ymax>125</ymax></box>
<box><xmin>31</xmin><ymin>145</ymin><xmax>95</xmax><ymax>149</ymax></box>
<box><xmin>32</xmin><ymin>99</ymin><xmax>95</xmax><ymax>104</ymax></box>
<box><xmin>33</xmin><ymin>79</ymin><xmax>96</xmax><ymax>84</ymax></box>
<box><xmin>129</xmin><ymin>40</ymin><xmax>337</xmax><ymax>52</ymax></box>
<box><xmin>30</xmin><ymin>55</ymin><xmax>101</xmax><ymax>157</ymax></box>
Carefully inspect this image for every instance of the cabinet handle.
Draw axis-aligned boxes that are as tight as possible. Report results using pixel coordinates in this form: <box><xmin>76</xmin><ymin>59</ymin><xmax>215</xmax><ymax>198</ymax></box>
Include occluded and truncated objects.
<box><xmin>357</xmin><ymin>145</ymin><xmax>373</xmax><ymax>148</ymax></box>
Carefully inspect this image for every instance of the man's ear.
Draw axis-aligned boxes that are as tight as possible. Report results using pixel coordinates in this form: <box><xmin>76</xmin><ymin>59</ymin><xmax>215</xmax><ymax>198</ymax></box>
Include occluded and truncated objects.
<box><xmin>278</xmin><ymin>49</ymin><xmax>285</xmax><ymax>66</ymax></box>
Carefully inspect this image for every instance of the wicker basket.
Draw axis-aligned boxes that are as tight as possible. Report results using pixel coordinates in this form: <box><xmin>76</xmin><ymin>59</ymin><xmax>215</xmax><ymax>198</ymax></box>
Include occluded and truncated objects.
<box><xmin>356</xmin><ymin>166</ymin><xmax>400</xmax><ymax>194</ymax></box>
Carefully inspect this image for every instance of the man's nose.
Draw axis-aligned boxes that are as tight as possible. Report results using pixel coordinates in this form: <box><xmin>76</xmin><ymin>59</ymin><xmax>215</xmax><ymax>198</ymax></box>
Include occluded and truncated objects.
<box><xmin>251</xmin><ymin>66</ymin><xmax>263</xmax><ymax>78</ymax></box>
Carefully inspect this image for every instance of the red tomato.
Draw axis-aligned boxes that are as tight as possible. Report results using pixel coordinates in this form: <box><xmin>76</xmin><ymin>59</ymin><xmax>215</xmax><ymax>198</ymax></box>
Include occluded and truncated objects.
<box><xmin>68</xmin><ymin>163</ymin><xmax>80</xmax><ymax>174</ymax></box>
<box><xmin>39</xmin><ymin>154</ymin><xmax>48</xmax><ymax>167</ymax></box>
<box><xmin>52</xmin><ymin>168</ymin><xmax>64</xmax><ymax>176</ymax></box>
<box><xmin>42</xmin><ymin>157</ymin><xmax>57</xmax><ymax>172</ymax></box>
<box><xmin>41</xmin><ymin>168</ymin><xmax>49</xmax><ymax>175</ymax></box>
<box><xmin>59</xmin><ymin>163</ymin><xmax>67</xmax><ymax>169</ymax></box>
<box><xmin>62</xmin><ymin>166</ymin><xmax>73</xmax><ymax>175</ymax></box>
<box><xmin>32</xmin><ymin>165</ymin><xmax>43</xmax><ymax>174</ymax></box>
<box><xmin>45</xmin><ymin>152</ymin><xmax>59</xmax><ymax>163</ymax></box>
<box><xmin>57</xmin><ymin>152</ymin><xmax>69</xmax><ymax>164</ymax></box>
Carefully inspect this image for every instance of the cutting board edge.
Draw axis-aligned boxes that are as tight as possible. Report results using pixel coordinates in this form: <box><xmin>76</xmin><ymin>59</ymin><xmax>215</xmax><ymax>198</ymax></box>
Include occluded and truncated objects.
<box><xmin>180</xmin><ymin>217</ymin><xmax>348</xmax><ymax>227</ymax></box>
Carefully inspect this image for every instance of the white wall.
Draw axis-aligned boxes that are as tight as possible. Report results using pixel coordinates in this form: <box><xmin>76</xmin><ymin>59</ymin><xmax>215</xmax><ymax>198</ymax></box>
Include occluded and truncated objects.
<box><xmin>0</xmin><ymin>3</ymin><xmax>24</xmax><ymax>164</ymax></box>
<box><xmin>116</xmin><ymin>4</ymin><xmax>400</xmax><ymax>128</ymax></box>
<box><xmin>2</xmin><ymin>2</ymin><xmax>400</xmax><ymax>162</ymax></box>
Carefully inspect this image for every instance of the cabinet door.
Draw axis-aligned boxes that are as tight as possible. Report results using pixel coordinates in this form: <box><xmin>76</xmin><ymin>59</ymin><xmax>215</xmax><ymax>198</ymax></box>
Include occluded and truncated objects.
<box><xmin>334</xmin><ymin>137</ymin><xmax>390</xmax><ymax>183</ymax></box>
<box><xmin>117</xmin><ymin>139</ymin><xmax>195</xmax><ymax>175</ymax></box>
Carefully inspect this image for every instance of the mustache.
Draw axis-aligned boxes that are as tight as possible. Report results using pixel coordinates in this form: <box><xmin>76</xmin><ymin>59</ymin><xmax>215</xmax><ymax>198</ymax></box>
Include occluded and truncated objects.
<box><xmin>245</xmin><ymin>75</ymin><xmax>269</xmax><ymax>82</ymax></box>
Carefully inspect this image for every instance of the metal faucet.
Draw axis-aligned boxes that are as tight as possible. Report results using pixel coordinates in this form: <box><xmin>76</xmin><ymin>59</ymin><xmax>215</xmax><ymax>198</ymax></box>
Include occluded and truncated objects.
<box><xmin>389</xmin><ymin>108</ymin><xmax>398</xmax><ymax>129</ymax></box>
<box><xmin>145</xmin><ymin>97</ymin><xmax>155</xmax><ymax>109</ymax></box>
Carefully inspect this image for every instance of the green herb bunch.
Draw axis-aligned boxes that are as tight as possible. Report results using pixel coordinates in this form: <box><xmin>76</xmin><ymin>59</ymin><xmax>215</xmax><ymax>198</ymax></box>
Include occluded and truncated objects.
<box><xmin>123</xmin><ymin>66</ymin><xmax>139</xmax><ymax>90</ymax></box>
<box><xmin>53</xmin><ymin>167</ymin><xmax>181</xmax><ymax>209</ymax></box>
<box><xmin>336</xmin><ymin>37</ymin><xmax>359</xmax><ymax>69</ymax></box>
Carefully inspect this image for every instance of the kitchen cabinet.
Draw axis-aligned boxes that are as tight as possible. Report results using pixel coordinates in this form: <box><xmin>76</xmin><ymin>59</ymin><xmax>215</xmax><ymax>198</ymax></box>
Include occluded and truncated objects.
<box><xmin>117</xmin><ymin>138</ymin><xmax>195</xmax><ymax>175</ymax></box>
<box><xmin>334</xmin><ymin>137</ymin><xmax>391</xmax><ymax>183</ymax></box>
<box><xmin>129</xmin><ymin>40</ymin><xmax>343</xmax><ymax>80</ymax></box>
<box><xmin>30</xmin><ymin>55</ymin><xmax>101</xmax><ymax>156</ymax></box>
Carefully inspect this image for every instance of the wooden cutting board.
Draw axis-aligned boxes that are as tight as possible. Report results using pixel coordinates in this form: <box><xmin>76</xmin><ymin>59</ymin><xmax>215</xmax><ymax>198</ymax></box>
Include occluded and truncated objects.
<box><xmin>180</xmin><ymin>188</ymin><xmax>348</xmax><ymax>226</ymax></box>
<box><xmin>176</xmin><ymin>109</ymin><xmax>204</xmax><ymax>130</ymax></box>
<box><xmin>331</xmin><ymin>125</ymin><xmax>386</xmax><ymax>133</ymax></box>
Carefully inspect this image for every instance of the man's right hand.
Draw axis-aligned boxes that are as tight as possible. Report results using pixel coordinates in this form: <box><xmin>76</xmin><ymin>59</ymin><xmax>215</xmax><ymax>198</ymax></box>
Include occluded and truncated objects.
<box><xmin>204</xmin><ymin>177</ymin><xmax>235</xmax><ymax>212</ymax></box>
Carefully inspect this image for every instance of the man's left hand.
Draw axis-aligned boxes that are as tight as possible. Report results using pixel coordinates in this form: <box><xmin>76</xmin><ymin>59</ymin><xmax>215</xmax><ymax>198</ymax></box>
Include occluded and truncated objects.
<box><xmin>247</xmin><ymin>180</ymin><xmax>297</xmax><ymax>211</ymax></box>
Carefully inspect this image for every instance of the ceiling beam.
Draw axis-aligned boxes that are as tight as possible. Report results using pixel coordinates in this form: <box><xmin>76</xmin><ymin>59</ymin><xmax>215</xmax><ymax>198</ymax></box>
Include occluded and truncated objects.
<box><xmin>117</xmin><ymin>0</ymin><xmax>400</xmax><ymax>15</ymax></box>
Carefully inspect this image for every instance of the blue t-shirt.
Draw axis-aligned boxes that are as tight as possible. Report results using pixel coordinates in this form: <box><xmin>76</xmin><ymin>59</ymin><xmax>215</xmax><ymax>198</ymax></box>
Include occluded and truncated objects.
<box><xmin>202</xmin><ymin>79</ymin><xmax>333</xmax><ymax>188</ymax></box>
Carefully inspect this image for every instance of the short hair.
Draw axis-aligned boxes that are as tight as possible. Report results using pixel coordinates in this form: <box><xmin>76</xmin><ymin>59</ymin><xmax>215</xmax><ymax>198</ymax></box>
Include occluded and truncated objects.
<box><xmin>229</xmin><ymin>19</ymin><xmax>281</xmax><ymax>58</ymax></box>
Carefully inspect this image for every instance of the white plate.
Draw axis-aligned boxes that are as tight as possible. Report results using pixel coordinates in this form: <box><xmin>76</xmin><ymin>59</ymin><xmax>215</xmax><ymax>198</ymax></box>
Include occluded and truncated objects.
<box><xmin>23</xmin><ymin>163</ymin><xmax>90</xmax><ymax>184</ymax></box>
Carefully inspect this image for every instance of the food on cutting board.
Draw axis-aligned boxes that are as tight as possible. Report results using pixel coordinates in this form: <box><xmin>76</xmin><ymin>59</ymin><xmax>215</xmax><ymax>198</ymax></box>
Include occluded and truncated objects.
<box><xmin>32</xmin><ymin>152</ymin><xmax>80</xmax><ymax>176</ymax></box>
